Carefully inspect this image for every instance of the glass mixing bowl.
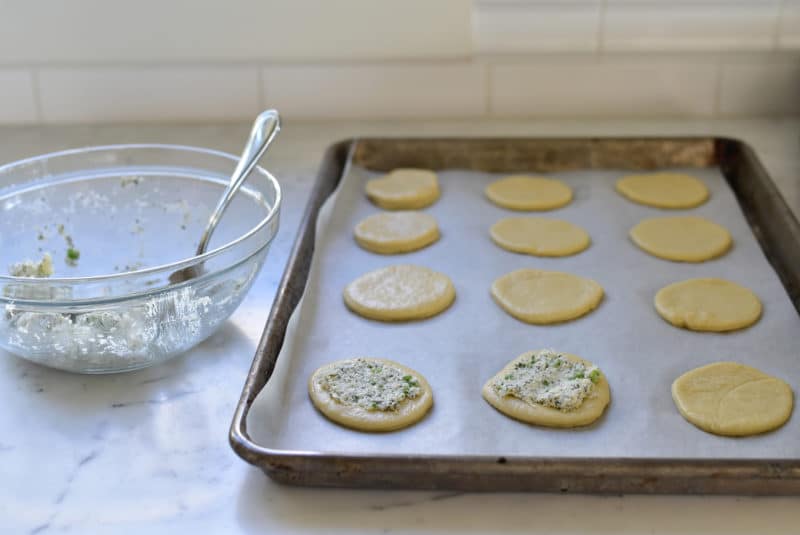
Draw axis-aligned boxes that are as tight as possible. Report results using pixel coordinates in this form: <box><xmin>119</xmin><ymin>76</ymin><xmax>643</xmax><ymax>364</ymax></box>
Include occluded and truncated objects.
<box><xmin>0</xmin><ymin>144</ymin><xmax>280</xmax><ymax>373</ymax></box>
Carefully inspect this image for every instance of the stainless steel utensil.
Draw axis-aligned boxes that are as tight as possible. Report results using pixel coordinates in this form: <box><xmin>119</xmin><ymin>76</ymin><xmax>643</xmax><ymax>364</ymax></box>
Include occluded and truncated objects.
<box><xmin>170</xmin><ymin>109</ymin><xmax>281</xmax><ymax>284</ymax></box>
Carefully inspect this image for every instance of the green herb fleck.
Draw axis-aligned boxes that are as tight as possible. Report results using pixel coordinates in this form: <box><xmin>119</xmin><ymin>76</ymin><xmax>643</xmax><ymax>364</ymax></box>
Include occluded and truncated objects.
<box><xmin>67</xmin><ymin>247</ymin><xmax>80</xmax><ymax>260</ymax></box>
<box><xmin>589</xmin><ymin>369</ymin><xmax>601</xmax><ymax>384</ymax></box>
<box><xmin>542</xmin><ymin>380</ymin><xmax>550</xmax><ymax>386</ymax></box>
<box><xmin>572</xmin><ymin>371</ymin><xmax>585</xmax><ymax>379</ymax></box>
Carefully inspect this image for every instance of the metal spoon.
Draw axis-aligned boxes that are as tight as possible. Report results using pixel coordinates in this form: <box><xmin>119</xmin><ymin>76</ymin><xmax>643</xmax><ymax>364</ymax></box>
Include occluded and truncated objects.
<box><xmin>169</xmin><ymin>109</ymin><xmax>281</xmax><ymax>284</ymax></box>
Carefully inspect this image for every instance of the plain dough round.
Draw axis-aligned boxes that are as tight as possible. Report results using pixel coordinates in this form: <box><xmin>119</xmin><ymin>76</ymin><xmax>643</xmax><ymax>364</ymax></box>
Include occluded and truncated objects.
<box><xmin>490</xmin><ymin>217</ymin><xmax>590</xmax><ymax>257</ymax></box>
<box><xmin>485</xmin><ymin>175</ymin><xmax>573</xmax><ymax>211</ymax></box>
<box><xmin>654</xmin><ymin>278</ymin><xmax>762</xmax><ymax>332</ymax></box>
<box><xmin>344</xmin><ymin>264</ymin><xmax>455</xmax><ymax>321</ymax></box>
<box><xmin>309</xmin><ymin>357</ymin><xmax>434</xmax><ymax>432</ymax></box>
<box><xmin>482</xmin><ymin>350</ymin><xmax>610</xmax><ymax>428</ymax></box>
<box><xmin>616</xmin><ymin>172</ymin><xmax>709</xmax><ymax>209</ymax></box>
<box><xmin>491</xmin><ymin>269</ymin><xmax>603</xmax><ymax>324</ymax></box>
<box><xmin>365</xmin><ymin>168</ymin><xmax>440</xmax><ymax>209</ymax></box>
<box><xmin>630</xmin><ymin>216</ymin><xmax>732</xmax><ymax>262</ymax></box>
<box><xmin>672</xmin><ymin>361</ymin><xmax>793</xmax><ymax>437</ymax></box>
<box><xmin>354</xmin><ymin>211</ymin><xmax>440</xmax><ymax>254</ymax></box>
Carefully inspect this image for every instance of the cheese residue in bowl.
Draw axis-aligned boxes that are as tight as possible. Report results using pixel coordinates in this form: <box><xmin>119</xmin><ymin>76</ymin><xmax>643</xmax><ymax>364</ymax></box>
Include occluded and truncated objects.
<box><xmin>8</xmin><ymin>253</ymin><xmax>54</xmax><ymax>278</ymax></box>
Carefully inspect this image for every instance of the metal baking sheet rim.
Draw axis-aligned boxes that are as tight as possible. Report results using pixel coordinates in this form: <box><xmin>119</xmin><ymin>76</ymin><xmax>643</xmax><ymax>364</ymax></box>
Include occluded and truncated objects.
<box><xmin>229</xmin><ymin>137</ymin><xmax>800</xmax><ymax>494</ymax></box>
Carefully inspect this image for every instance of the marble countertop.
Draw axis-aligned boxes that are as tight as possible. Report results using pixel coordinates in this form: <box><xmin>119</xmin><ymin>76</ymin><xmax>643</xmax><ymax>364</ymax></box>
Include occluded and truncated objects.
<box><xmin>1</xmin><ymin>118</ymin><xmax>799</xmax><ymax>534</ymax></box>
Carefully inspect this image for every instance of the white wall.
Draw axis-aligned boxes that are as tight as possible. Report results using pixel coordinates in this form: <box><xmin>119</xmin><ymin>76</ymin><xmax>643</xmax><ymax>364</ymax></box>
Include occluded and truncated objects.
<box><xmin>0</xmin><ymin>0</ymin><xmax>797</xmax><ymax>123</ymax></box>
<box><xmin>0</xmin><ymin>0</ymin><xmax>472</xmax><ymax>63</ymax></box>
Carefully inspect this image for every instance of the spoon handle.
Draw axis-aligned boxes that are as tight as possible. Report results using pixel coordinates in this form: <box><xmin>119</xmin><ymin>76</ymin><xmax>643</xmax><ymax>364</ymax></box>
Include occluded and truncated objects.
<box><xmin>195</xmin><ymin>109</ymin><xmax>281</xmax><ymax>256</ymax></box>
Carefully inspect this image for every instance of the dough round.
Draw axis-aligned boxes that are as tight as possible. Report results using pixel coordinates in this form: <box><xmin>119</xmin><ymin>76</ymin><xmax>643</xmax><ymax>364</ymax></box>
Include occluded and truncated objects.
<box><xmin>672</xmin><ymin>362</ymin><xmax>793</xmax><ymax>437</ymax></box>
<box><xmin>485</xmin><ymin>175</ymin><xmax>572</xmax><ymax>211</ymax></box>
<box><xmin>654</xmin><ymin>278</ymin><xmax>762</xmax><ymax>332</ymax></box>
<box><xmin>630</xmin><ymin>216</ymin><xmax>732</xmax><ymax>262</ymax></box>
<box><xmin>344</xmin><ymin>264</ymin><xmax>455</xmax><ymax>321</ymax></box>
<box><xmin>491</xmin><ymin>269</ymin><xmax>603</xmax><ymax>324</ymax></box>
<box><xmin>616</xmin><ymin>172</ymin><xmax>709</xmax><ymax>209</ymax></box>
<box><xmin>354</xmin><ymin>211</ymin><xmax>439</xmax><ymax>254</ymax></box>
<box><xmin>309</xmin><ymin>357</ymin><xmax>434</xmax><ymax>432</ymax></box>
<box><xmin>490</xmin><ymin>217</ymin><xmax>590</xmax><ymax>257</ymax></box>
<box><xmin>482</xmin><ymin>350</ymin><xmax>610</xmax><ymax>428</ymax></box>
<box><xmin>365</xmin><ymin>168</ymin><xmax>440</xmax><ymax>209</ymax></box>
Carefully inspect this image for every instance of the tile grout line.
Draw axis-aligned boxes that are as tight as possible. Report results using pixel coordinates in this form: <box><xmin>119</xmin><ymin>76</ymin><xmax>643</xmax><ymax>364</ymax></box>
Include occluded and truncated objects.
<box><xmin>30</xmin><ymin>68</ymin><xmax>44</xmax><ymax>124</ymax></box>
<box><xmin>712</xmin><ymin>60</ymin><xmax>725</xmax><ymax>118</ymax></box>
<box><xmin>597</xmin><ymin>0</ymin><xmax>608</xmax><ymax>57</ymax></box>
<box><xmin>483</xmin><ymin>61</ymin><xmax>492</xmax><ymax>117</ymax></box>
<box><xmin>256</xmin><ymin>64</ymin><xmax>267</xmax><ymax>110</ymax></box>
<box><xmin>0</xmin><ymin>58</ymin><xmax>496</xmax><ymax>70</ymax></box>
<box><xmin>0</xmin><ymin>48</ymin><xmax>795</xmax><ymax>73</ymax></box>
<box><xmin>773</xmin><ymin>0</ymin><xmax>787</xmax><ymax>50</ymax></box>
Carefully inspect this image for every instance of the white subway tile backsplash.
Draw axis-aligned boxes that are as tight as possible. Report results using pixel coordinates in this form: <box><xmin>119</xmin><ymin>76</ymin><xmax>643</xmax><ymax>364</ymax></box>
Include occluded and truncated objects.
<box><xmin>718</xmin><ymin>60</ymin><xmax>800</xmax><ymax>115</ymax></box>
<box><xmin>473</xmin><ymin>1</ymin><xmax>602</xmax><ymax>53</ymax></box>
<box><xmin>262</xmin><ymin>63</ymin><xmax>486</xmax><ymax>119</ymax></box>
<box><xmin>490</xmin><ymin>60</ymin><xmax>718</xmax><ymax>117</ymax></box>
<box><xmin>779</xmin><ymin>1</ymin><xmax>800</xmax><ymax>49</ymax></box>
<box><xmin>37</xmin><ymin>67</ymin><xmax>260</xmax><ymax>123</ymax></box>
<box><xmin>0</xmin><ymin>69</ymin><xmax>38</xmax><ymax>123</ymax></box>
<box><xmin>0</xmin><ymin>0</ymin><xmax>471</xmax><ymax>63</ymax></box>
<box><xmin>18</xmin><ymin>55</ymin><xmax>795</xmax><ymax>124</ymax></box>
<box><xmin>604</xmin><ymin>1</ymin><xmax>782</xmax><ymax>51</ymax></box>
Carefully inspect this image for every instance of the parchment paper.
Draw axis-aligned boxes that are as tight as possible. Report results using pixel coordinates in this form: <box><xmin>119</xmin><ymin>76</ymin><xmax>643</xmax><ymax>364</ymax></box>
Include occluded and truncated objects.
<box><xmin>249</xmin><ymin>159</ymin><xmax>800</xmax><ymax>459</ymax></box>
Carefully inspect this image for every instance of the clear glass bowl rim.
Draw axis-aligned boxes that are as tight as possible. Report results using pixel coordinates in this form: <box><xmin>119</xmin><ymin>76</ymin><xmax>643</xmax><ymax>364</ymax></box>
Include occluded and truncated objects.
<box><xmin>0</xmin><ymin>143</ymin><xmax>282</xmax><ymax>285</ymax></box>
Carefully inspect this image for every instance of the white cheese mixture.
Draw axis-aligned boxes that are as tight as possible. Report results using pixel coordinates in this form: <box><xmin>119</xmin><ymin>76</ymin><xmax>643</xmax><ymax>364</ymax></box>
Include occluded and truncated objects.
<box><xmin>8</xmin><ymin>253</ymin><xmax>53</xmax><ymax>278</ymax></box>
<box><xmin>492</xmin><ymin>350</ymin><xmax>601</xmax><ymax>411</ymax></box>
<box><xmin>321</xmin><ymin>358</ymin><xmax>422</xmax><ymax>411</ymax></box>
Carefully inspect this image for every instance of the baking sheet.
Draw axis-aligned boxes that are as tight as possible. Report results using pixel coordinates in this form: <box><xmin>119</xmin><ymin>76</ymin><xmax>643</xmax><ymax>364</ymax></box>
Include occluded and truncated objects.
<box><xmin>248</xmin><ymin>160</ymin><xmax>800</xmax><ymax>460</ymax></box>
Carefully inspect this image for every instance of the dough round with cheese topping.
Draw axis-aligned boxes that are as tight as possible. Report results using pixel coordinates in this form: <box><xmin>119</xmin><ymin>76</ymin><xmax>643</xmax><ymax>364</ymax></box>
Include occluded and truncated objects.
<box><xmin>654</xmin><ymin>278</ymin><xmax>761</xmax><ymax>332</ymax></box>
<box><xmin>490</xmin><ymin>216</ymin><xmax>590</xmax><ymax>257</ymax></box>
<box><xmin>485</xmin><ymin>175</ymin><xmax>572</xmax><ymax>211</ymax></box>
<box><xmin>309</xmin><ymin>357</ymin><xmax>434</xmax><ymax>432</ymax></box>
<box><xmin>491</xmin><ymin>269</ymin><xmax>603</xmax><ymax>324</ymax></box>
<box><xmin>365</xmin><ymin>168</ymin><xmax>440</xmax><ymax>210</ymax></box>
<box><xmin>354</xmin><ymin>211</ymin><xmax>439</xmax><ymax>254</ymax></box>
<box><xmin>672</xmin><ymin>362</ymin><xmax>793</xmax><ymax>436</ymax></box>
<box><xmin>630</xmin><ymin>216</ymin><xmax>731</xmax><ymax>262</ymax></box>
<box><xmin>616</xmin><ymin>172</ymin><xmax>709</xmax><ymax>209</ymax></box>
<box><xmin>482</xmin><ymin>350</ymin><xmax>610</xmax><ymax>428</ymax></box>
<box><xmin>344</xmin><ymin>264</ymin><xmax>455</xmax><ymax>321</ymax></box>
